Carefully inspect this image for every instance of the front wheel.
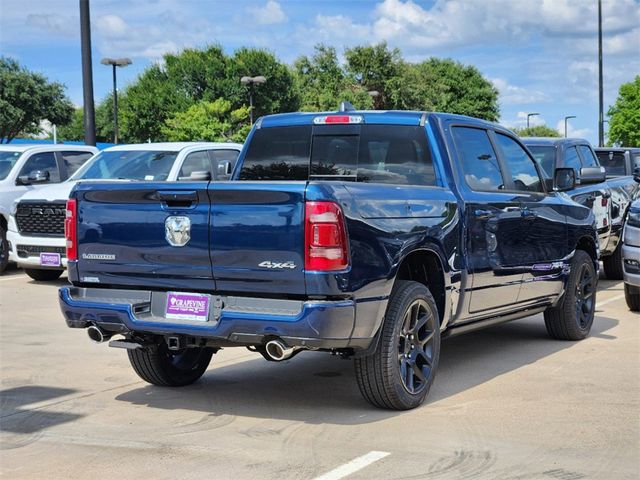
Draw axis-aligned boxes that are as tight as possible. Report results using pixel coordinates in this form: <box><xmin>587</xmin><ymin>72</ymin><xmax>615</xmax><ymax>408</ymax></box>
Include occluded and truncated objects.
<box><xmin>0</xmin><ymin>224</ymin><xmax>9</xmax><ymax>274</ymax></box>
<box><xmin>544</xmin><ymin>250</ymin><xmax>597</xmax><ymax>340</ymax></box>
<box><xmin>625</xmin><ymin>284</ymin><xmax>640</xmax><ymax>312</ymax></box>
<box><xmin>354</xmin><ymin>280</ymin><xmax>441</xmax><ymax>410</ymax></box>
<box><xmin>128</xmin><ymin>343</ymin><xmax>214</xmax><ymax>387</ymax></box>
<box><xmin>25</xmin><ymin>268</ymin><xmax>63</xmax><ymax>281</ymax></box>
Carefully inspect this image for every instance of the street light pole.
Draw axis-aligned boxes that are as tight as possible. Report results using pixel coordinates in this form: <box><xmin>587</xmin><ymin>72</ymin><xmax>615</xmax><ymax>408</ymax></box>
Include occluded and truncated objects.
<box><xmin>598</xmin><ymin>0</ymin><xmax>604</xmax><ymax>147</ymax></box>
<box><xmin>527</xmin><ymin>112</ymin><xmax>540</xmax><ymax>129</ymax></box>
<box><xmin>240</xmin><ymin>76</ymin><xmax>267</xmax><ymax>125</ymax></box>
<box><xmin>79</xmin><ymin>0</ymin><xmax>96</xmax><ymax>146</ymax></box>
<box><xmin>101</xmin><ymin>57</ymin><xmax>132</xmax><ymax>144</ymax></box>
<box><xmin>564</xmin><ymin>115</ymin><xmax>576</xmax><ymax>138</ymax></box>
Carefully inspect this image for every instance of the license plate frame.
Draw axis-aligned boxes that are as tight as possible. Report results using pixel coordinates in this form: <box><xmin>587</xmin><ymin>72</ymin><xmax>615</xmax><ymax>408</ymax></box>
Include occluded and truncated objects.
<box><xmin>165</xmin><ymin>292</ymin><xmax>211</xmax><ymax>322</ymax></box>
<box><xmin>39</xmin><ymin>252</ymin><xmax>61</xmax><ymax>267</ymax></box>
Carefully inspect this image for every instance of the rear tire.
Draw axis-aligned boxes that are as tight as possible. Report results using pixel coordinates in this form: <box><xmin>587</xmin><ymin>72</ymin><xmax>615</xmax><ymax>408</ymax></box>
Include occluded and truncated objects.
<box><xmin>544</xmin><ymin>250</ymin><xmax>596</xmax><ymax>340</ymax></box>
<box><xmin>625</xmin><ymin>284</ymin><xmax>640</xmax><ymax>312</ymax></box>
<box><xmin>0</xmin><ymin>224</ymin><xmax>8</xmax><ymax>274</ymax></box>
<box><xmin>602</xmin><ymin>242</ymin><xmax>623</xmax><ymax>280</ymax></box>
<box><xmin>25</xmin><ymin>268</ymin><xmax>63</xmax><ymax>281</ymax></box>
<box><xmin>128</xmin><ymin>343</ymin><xmax>214</xmax><ymax>387</ymax></box>
<box><xmin>354</xmin><ymin>280</ymin><xmax>440</xmax><ymax>410</ymax></box>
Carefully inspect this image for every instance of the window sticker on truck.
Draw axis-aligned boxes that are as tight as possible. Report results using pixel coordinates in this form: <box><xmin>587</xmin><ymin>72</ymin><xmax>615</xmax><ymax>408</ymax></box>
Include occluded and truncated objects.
<box><xmin>165</xmin><ymin>292</ymin><xmax>210</xmax><ymax>321</ymax></box>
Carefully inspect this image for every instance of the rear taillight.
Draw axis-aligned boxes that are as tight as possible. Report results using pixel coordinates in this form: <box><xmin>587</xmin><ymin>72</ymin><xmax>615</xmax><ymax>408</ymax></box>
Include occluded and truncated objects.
<box><xmin>305</xmin><ymin>201</ymin><xmax>349</xmax><ymax>271</ymax></box>
<box><xmin>65</xmin><ymin>199</ymin><xmax>77</xmax><ymax>261</ymax></box>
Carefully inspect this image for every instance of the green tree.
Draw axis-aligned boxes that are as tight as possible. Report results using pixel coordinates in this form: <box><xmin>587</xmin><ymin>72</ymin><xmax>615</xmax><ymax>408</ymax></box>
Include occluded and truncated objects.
<box><xmin>344</xmin><ymin>42</ymin><xmax>403</xmax><ymax>109</ymax></box>
<box><xmin>0</xmin><ymin>57</ymin><xmax>74</xmax><ymax>143</ymax></box>
<box><xmin>57</xmin><ymin>95</ymin><xmax>116</xmax><ymax>143</ymax></box>
<box><xmin>293</xmin><ymin>45</ymin><xmax>373</xmax><ymax>111</ymax></box>
<box><xmin>161</xmin><ymin>98</ymin><xmax>250</xmax><ymax>143</ymax></box>
<box><xmin>512</xmin><ymin>125</ymin><xmax>561</xmax><ymax>137</ymax></box>
<box><xmin>607</xmin><ymin>76</ymin><xmax>640</xmax><ymax>147</ymax></box>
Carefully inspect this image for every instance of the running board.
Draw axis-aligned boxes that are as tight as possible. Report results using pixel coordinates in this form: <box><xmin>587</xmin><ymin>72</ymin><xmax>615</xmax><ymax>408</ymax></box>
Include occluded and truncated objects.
<box><xmin>443</xmin><ymin>306</ymin><xmax>547</xmax><ymax>338</ymax></box>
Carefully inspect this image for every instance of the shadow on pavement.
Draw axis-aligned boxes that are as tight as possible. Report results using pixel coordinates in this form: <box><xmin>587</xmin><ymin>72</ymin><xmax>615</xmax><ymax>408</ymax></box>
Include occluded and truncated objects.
<box><xmin>0</xmin><ymin>386</ymin><xmax>82</xmax><ymax>435</ymax></box>
<box><xmin>115</xmin><ymin>314</ymin><xmax>618</xmax><ymax>425</ymax></box>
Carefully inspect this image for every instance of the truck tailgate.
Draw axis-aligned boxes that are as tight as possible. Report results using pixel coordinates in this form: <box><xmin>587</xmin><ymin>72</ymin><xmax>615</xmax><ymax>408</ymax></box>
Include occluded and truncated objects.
<box><xmin>74</xmin><ymin>182</ymin><xmax>214</xmax><ymax>291</ymax></box>
<box><xmin>209</xmin><ymin>182</ymin><xmax>307</xmax><ymax>295</ymax></box>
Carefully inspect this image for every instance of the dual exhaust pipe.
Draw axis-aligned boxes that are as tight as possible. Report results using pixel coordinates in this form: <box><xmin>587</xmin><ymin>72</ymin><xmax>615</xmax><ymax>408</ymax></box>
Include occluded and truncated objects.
<box><xmin>87</xmin><ymin>325</ymin><xmax>112</xmax><ymax>344</ymax></box>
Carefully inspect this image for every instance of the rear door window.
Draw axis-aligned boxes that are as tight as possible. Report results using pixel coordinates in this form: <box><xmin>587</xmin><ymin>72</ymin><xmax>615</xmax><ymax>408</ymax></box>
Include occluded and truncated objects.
<box><xmin>178</xmin><ymin>151</ymin><xmax>212</xmax><ymax>181</ymax></box>
<box><xmin>210</xmin><ymin>149</ymin><xmax>240</xmax><ymax>179</ymax></box>
<box><xmin>60</xmin><ymin>150</ymin><xmax>93</xmax><ymax>177</ymax></box>
<box><xmin>452</xmin><ymin>127</ymin><xmax>504</xmax><ymax>191</ymax></box>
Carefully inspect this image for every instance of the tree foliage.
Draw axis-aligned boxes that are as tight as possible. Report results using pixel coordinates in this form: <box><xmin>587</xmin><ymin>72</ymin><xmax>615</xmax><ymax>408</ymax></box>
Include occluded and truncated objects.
<box><xmin>607</xmin><ymin>76</ymin><xmax>640</xmax><ymax>147</ymax></box>
<box><xmin>162</xmin><ymin>99</ymin><xmax>250</xmax><ymax>143</ymax></box>
<box><xmin>0</xmin><ymin>57</ymin><xmax>74</xmax><ymax>143</ymax></box>
<box><xmin>512</xmin><ymin>125</ymin><xmax>561</xmax><ymax>137</ymax></box>
<box><xmin>57</xmin><ymin>95</ymin><xmax>115</xmax><ymax>143</ymax></box>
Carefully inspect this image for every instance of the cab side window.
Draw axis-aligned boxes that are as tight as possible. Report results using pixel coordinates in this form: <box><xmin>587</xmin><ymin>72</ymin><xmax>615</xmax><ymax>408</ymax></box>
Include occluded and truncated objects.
<box><xmin>563</xmin><ymin>147</ymin><xmax>582</xmax><ymax>172</ymax></box>
<box><xmin>19</xmin><ymin>152</ymin><xmax>60</xmax><ymax>183</ymax></box>
<box><xmin>452</xmin><ymin>127</ymin><xmax>504</xmax><ymax>191</ymax></box>
<box><xmin>61</xmin><ymin>151</ymin><xmax>93</xmax><ymax>177</ymax></box>
<box><xmin>578</xmin><ymin>145</ymin><xmax>598</xmax><ymax>168</ymax></box>
<box><xmin>178</xmin><ymin>151</ymin><xmax>212</xmax><ymax>181</ymax></box>
<box><xmin>494</xmin><ymin>133</ymin><xmax>543</xmax><ymax>192</ymax></box>
<box><xmin>210</xmin><ymin>149</ymin><xmax>240</xmax><ymax>180</ymax></box>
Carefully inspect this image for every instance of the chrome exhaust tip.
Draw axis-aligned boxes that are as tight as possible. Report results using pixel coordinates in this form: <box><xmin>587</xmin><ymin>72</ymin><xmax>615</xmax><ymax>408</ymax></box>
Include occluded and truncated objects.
<box><xmin>87</xmin><ymin>325</ymin><xmax>111</xmax><ymax>344</ymax></box>
<box><xmin>265</xmin><ymin>339</ymin><xmax>294</xmax><ymax>361</ymax></box>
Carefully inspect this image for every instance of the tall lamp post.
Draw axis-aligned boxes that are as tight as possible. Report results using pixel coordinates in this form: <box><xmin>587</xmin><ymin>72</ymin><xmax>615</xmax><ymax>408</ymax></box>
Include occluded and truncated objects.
<box><xmin>79</xmin><ymin>0</ymin><xmax>96</xmax><ymax>146</ymax></box>
<box><xmin>564</xmin><ymin>115</ymin><xmax>576</xmax><ymax>138</ymax></box>
<box><xmin>598</xmin><ymin>0</ymin><xmax>604</xmax><ymax>147</ymax></box>
<box><xmin>101</xmin><ymin>57</ymin><xmax>132</xmax><ymax>144</ymax></box>
<box><xmin>527</xmin><ymin>112</ymin><xmax>540</xmax><ymax>129</ymax></box>
<box><xmin>240</xmin><ymin>76</ymin><xmax>267</xmax><ymax>125</ymax></box>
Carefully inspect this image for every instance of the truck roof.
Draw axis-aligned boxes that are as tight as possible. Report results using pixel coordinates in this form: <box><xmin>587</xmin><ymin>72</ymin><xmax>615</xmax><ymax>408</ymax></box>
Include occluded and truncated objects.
<box><xmin>521</xmin><ymin>137</ymin><xmax>590</xmax><ymax>147</ymax></box>
<box><xmin>0</xmin><ymin>144</ymin><xmax>96</xmax><ymax>153</ymax></box>
<box><xmin>103</xmin><ymin>142</ymin><xmax>243</xmax><ymax>152</ymax></box>
<box><xmin>258</xmin><ymin>110</ymin><xmax>502</xmax><ymax>130</ymax></box>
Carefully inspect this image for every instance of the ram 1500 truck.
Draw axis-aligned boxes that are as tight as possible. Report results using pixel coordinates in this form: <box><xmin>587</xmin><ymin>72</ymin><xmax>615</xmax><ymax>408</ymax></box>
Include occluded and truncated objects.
<box><xmin>523</xmin><ymin>138</ymin><xmax>639</xmax><ymax>280</ymax></box>
<box><xmin>594</xmin><ymin>147</ymin><xmax>640</xmax><ymax>177</ymax></box>
<box><xmin>60</xmin><ymin>110</ymin><xmax>599</xmax><ymax>410</ymax></box>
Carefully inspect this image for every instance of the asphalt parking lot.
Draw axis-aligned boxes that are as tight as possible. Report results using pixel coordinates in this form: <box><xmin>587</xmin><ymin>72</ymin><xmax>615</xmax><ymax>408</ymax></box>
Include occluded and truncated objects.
<box><xmin>0</xmin><ymin>269</ymin><xmax>638</xmax><ymax>480</ymax></box>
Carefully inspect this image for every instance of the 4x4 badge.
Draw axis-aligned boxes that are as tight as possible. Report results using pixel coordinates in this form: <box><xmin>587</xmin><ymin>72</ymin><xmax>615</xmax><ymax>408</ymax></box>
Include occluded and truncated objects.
<box><xmin>165</xmin><ymin>216</ymin><xmax>191</xmax><ymax>247</ymax></box>
<box><xmin>258</xmin><ymin>261</ymin><xmax>296</xmax><ymax>269</ymax></box>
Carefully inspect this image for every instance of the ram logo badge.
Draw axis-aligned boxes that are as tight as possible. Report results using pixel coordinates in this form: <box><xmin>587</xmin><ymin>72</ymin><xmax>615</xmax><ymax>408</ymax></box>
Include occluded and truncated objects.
<box><xmin>258</xmin><ymin>261</ymin><xmax>296</xmax><ymax>270</ymax></box>
<box><xmin>165</xmin><ymin>216</ymin><xmax>191</xmax><ymax>247</ymax></box>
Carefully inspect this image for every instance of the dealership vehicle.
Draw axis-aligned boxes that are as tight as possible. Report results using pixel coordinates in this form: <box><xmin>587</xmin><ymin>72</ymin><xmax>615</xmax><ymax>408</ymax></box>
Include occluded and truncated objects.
<box><xmin>622</xmin><ymin>198</ymin><xmax>640</xmax><ymax>311</ymax></box>
<box><xmin>60</xmin><ymin>109</ymin><xmax>599</xmax><ymax>410</ymax></box>
<box><xmin>0</xmin><ymin>144</ymin><xmax>97</xmax><ymax>273</ymax></box>
<box><xmin>594</xmin><ymin>147</ymin><xmax>640</xmax><ymax>177</ymax></box>
<box><xmin>523</xmin><ymin>138</ymin><xmax>639</xmax><ymax>280</ymax></box>
<box><xmin>8</xmin><ymin>142</ymin><xmax>241</xmax><ymax>281</ymax></box>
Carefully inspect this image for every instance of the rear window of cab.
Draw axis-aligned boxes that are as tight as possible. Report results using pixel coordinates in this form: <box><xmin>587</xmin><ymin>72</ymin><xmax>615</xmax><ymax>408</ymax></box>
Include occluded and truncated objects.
<box><xmin>239</xmin><ymin>125</ymin><xmax>437</xmax><ymax>186</ymax></box>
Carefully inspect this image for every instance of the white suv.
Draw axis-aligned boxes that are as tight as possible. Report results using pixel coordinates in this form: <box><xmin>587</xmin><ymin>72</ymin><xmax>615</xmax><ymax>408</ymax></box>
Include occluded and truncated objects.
<box><xmin>0</xmin><ymin>144</ymin><xmax>98</xmax><ymax>273</ymax></box>
<box><xmin>7</xmin><ymin>142</ymin><xmax>242</xmax><ymax>281</ymax></box>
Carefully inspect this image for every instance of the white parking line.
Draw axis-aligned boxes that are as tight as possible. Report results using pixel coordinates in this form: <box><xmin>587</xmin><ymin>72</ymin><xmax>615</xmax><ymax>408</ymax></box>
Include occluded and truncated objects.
<box><xmin>313</xmin><ymin>451</ymin><xmax>390</xmax><ymax>480</ymax></box>
<box><xmin>597</xmin><ymin>293</ymin><xmax>625</xmax><ymax>307</ymax></box>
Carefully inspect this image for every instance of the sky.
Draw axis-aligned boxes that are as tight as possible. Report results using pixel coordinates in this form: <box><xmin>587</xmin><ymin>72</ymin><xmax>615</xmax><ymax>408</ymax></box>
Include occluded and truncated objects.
<box><xmin>1</xmin><ymin>0</ymin><xmax>639</xmax><ymax>145</ymax></box>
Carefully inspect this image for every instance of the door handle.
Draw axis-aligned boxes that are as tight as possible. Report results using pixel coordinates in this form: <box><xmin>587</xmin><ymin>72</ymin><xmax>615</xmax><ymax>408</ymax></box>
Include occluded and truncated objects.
<box><xmin>155</xmin><ymin>190</ymin><xmax>198</xmax><ymax>207</ymax></box>
<box><xmin>521</xmin><ymin>208</ymin><xmax>537</xmax><ymax>220</ymax></box>
<box><xmin>473</xmin><ymin>209</ymin><xmax>494</xmax><ymax>219</ymax></box>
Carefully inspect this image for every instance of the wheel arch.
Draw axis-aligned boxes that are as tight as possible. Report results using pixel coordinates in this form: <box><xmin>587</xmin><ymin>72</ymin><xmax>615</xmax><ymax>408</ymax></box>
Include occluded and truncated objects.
<box><xmin>392</xmin><ymin>247</ymin><xmax>448</xmax><ymax>326</ymax></box>
<box><xmin>575</xmin><ymin>235</ymin><xmax>598</xmax><ymax>267</ymax></box>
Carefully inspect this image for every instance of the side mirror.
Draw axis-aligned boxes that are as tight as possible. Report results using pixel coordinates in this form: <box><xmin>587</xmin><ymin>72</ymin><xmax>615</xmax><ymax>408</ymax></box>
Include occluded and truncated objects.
<box><xmin>554</xmin><ymin>168</ymin><xmax>576</xmax><ymax>192</ymax></box>
<box><xmin>217</xmin><ymin>161</ymin><xmax>232</xmax><ymax>177</ymax></box>
<box><xmin>189</xmin><ymin>170</ymin><xmax>211</xmax><ymax>181</ymax></box>
<box><xmin>633</xmin><ymin>166</ymin><xmax>640</xmax><ymax>183</ymax></box>
<box><xmin>17</xmin><ymin>170</ymin><xmax>50</xmax><ymax>185</ymax></box>
<box><xmin>579</xmin><ymin>166</ymin><xmax>606</xmax><ymax>184</ymax></box>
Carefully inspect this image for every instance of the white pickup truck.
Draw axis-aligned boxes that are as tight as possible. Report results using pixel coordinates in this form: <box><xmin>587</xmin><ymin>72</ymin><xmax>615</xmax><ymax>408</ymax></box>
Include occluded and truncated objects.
<box><xmin>0</xmin><ymin>144</ymin><xmax>98</xmax><ymax>273</ymax></box>
<box><xmin>7</xmin><ymin>142</ymin><xmax>242</xmax><ymax>281</ymax></box>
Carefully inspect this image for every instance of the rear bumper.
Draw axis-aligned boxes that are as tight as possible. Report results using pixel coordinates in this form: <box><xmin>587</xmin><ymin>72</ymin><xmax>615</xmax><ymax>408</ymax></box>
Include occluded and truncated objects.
<box><xmin>59</xmin><ymin>287</ymin><xmax>379</xmax><ymax>350</ymax></box>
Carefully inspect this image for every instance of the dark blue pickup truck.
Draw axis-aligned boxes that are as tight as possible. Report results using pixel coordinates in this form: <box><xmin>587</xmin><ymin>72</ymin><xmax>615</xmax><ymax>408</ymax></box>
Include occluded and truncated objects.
<box><xmin>60</xmin><ymin>110</ymin><xmax>599</xmax><ymax>409</ymax></box>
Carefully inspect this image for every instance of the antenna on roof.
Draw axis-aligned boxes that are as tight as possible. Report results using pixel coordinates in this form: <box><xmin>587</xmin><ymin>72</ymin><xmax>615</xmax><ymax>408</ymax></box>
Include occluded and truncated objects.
<box><xmin>339</xmin><ymin>101</ymin><xmax>355</xmax><ymax>112</ymax></box>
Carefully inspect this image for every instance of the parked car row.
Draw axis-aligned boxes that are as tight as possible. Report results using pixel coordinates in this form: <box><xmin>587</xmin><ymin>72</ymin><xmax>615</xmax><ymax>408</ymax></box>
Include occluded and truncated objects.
<box><xmin>1</xmin><ymin>142</ymin><xmax>242</xmax><ymax>279</ymax></box>
<box><xmin>53</xmin><ymin>107</ymin><xmax>639</xmax><ymax>411</ymax></box>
